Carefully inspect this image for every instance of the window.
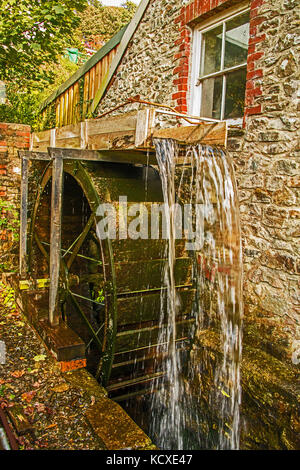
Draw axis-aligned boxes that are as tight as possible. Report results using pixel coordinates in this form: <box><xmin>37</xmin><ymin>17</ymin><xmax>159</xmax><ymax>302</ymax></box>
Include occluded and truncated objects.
<box><xmin>191</xmin><ymin>7</ymin><xmax>250</xmax><ymax>124</ymax></box>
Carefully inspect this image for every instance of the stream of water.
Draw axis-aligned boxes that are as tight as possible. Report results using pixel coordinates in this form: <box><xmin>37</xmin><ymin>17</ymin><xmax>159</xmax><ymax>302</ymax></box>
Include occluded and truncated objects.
<box><xmin>150</xmin><ymin>139</ymin><xmax>243</xmax><ymax>450</ymax></box>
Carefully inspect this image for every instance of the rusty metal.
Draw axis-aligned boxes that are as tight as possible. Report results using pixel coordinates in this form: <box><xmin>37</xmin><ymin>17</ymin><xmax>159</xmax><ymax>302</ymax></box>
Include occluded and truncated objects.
<box><xmin>0</xmin><ymin>407</ymin><xmax>19</xmax><ymax>450</ymax></box>
<box><xmin>95</xmin><ymin>96</ymin><xmax>221</xmax><ymax>125</ymax></box>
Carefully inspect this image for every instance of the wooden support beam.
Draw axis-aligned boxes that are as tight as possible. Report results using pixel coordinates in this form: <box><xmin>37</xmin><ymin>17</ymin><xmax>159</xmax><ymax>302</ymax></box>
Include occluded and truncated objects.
<box><xmin>48</xmin><ymin>152</ymin><xmax>64</xmax><ymax>326</ymax></box>
<box><xmin>47</xmin><ymin>147</ymin><xmax>156</xmax><ymax>165</ymax></box>
<box><xmin>152</xmin><ymin>121</ymin><xmax>227</xmax><ymax>147</ymax></box>
<box><xmin>18</xmin><ymin>152</ymin><xmax>29</xmax><ymax>277</ymax></box>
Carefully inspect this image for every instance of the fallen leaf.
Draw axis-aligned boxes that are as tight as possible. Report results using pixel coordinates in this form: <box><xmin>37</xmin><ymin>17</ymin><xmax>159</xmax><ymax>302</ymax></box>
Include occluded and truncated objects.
<box><xmin>35</xmin><ymin>403</ymin><xmax>46</xmax><ymax>413</ymax></box>
<box><xmin>11</xmin><ymin>370</ymin><xmax>25</xmax><ymax>378</ymax></box>
<box><xmin>51</xmin><ymin>383</ymin><xmax>70</xmax><ymax>393</ymax></box>
<box><xmin>24</xmin><ymin>406</ymin><xmax>35</xmax><ymax>416</ymax></box>
<box><xmin>21</xmin><ymin>391</ymin><xmax>36</xmax><ymax>403</ymax></box>
<box><xmin>45</xmin><ymin>423</ymin><xmax>57</xmax><ymax>430</ymax></box>
<box><xmin>33</xmin><ymin>354</ymin><xmax>46</xmax><ymax>362</ymax></box>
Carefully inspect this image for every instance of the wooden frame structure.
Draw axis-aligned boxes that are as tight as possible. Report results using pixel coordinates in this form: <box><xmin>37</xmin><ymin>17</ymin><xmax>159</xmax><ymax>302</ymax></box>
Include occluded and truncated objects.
<box><xmin>18</xmin><ymin>112</ymin><xmax>227</xmax><ymax>374</ymax></box>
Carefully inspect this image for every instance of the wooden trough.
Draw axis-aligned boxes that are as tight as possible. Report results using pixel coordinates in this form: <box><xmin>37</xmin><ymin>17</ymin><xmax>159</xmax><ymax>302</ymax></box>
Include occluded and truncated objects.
<box><xmin>18</xmin><ymin>108</ymin><xmax>227</xmax><ymax>399</ymax></box>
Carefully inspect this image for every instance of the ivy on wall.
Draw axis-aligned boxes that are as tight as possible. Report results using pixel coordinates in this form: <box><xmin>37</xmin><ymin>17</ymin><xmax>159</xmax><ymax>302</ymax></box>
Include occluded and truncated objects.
<box><xmin>0</xmin><ymin>199</ymin><xmax>19</xmax><ymax>272</ymax></box>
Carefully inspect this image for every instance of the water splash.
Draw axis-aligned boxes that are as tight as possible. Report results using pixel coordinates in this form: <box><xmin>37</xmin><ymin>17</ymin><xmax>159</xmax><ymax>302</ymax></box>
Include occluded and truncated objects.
<box><xmin>150</xmin><ymin>139</ymin><xmax>243</xmax><ymax>450</ymax></box>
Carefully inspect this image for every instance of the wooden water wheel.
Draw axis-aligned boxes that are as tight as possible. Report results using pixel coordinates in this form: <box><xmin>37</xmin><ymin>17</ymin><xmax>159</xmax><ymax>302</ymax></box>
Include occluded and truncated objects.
<box><xmin>20</xmin><ymin>151</ymin><xmax>194</xmax><ymax>400</ymax></box>
<box><xmin>18</xmin><ymin>114</ymin><xmax>227</xmax><ymax>400</ymax></box>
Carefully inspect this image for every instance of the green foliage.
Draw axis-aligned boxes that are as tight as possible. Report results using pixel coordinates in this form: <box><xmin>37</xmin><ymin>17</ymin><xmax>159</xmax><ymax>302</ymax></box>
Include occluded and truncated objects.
<box><xmin>0</xmin><ymin>199</ymin><xmax>19</xmax><ymax>272</ymax></box>
<box><xmin>0</xmin><ymin>199</ymin><xmax>19</xmax><ymax>241</ymax></box>
<box><xmin>0</xmin><ymin>1</ymin><xmax>136</xmax><ymax>129</ymax></box>
<box><xmin>95</xmin><ymin>289</ymin><xmax>104</xmax><ymax>304</ymax></box>
<box><xmin>0</xmin><ymin>281</ymin><xmax>16</xmax><ymax>309</ymax></box>
<box><xmin>77</xmin><ymin>1</ymin><xmax>137</xmax><ymax>45</ymax></box>
<box><xmin>0</xmin><ymin>57</ymin><xmax>79</xmax><ymax>130</ymax></box>
<box><xmin>0</xmin><ymin>0</ymin><xmax>88</xmax><ymax>84</ymax></box>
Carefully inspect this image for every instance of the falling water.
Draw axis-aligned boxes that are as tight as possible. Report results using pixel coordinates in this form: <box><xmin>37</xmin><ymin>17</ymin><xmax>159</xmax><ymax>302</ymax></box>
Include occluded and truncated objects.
<box><xmin>150</xmin><ymin>139</ymin><xmax>243</xmax><ymax>450</ymax></box>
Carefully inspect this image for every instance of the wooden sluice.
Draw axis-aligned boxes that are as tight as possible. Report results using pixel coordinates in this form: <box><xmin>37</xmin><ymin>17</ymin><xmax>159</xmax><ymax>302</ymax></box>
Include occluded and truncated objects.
<box><xmin>17</xmin><ymin>107</ymin><xmax>227</xmax><ymax>400</ymax></box>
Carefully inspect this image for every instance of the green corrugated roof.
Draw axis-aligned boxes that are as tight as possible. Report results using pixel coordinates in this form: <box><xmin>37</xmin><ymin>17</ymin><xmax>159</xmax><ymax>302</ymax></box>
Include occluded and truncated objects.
<box><xmin>40</xmin><ymin>25</ymin><xmax>128</xmax><ymax>111</ymax></box>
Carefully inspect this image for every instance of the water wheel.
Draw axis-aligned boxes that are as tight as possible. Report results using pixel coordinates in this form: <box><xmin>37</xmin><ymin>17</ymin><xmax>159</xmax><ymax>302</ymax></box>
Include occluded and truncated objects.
<box><xmin>26</xmin><ymin>157</ymin><xmax>194</xmax><ymax>399</ymax></box>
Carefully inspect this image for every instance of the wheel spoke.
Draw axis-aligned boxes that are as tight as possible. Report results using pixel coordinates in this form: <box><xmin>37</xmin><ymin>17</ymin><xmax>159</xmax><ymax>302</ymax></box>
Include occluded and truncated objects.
<box><xmin>68</xmin><ymin>290</ymin><xmax>103</xmax><ymax>353</ymax></box>
<box><xmin>85</xmin><ymin>322</ymin><xmax>105</xmax><ymax>351</ymax></box>
<box><xmin>34</xmin><ymin>233</ymin><xmax>50</xmax><ymax>264</ymax></box>
<box><xmin>66</xmin><ymin>212</ymin><xmax>96</xmax><ymax>270</ymax></box>
<box><xmin>68</xmin><ymin>289</ymin><xmax>104</xmax><ymax>307</ymax></box>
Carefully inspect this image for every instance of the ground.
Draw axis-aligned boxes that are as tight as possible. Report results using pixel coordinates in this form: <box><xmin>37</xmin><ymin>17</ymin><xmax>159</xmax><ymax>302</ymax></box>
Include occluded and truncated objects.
<box><xmin>0</xmin><ymin>281</ymin><xmax>105</xmax><ymax>450</ymax></box>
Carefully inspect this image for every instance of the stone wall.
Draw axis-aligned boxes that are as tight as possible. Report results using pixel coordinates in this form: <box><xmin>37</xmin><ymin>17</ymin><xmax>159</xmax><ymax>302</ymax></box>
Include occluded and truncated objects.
<box><xmin>95</xmin><ymin>0</ymin><xmax>300</xmax><ymax>448</ymax></box>
<box><xmin>237</xmin><ymin>0</ymin><xmax>299</xmax><ymax>365</ymax></box>
<box><xmin>0</xmin><ymin>122</ymin><xmax>30</xmax><ymax>271</ymax></box>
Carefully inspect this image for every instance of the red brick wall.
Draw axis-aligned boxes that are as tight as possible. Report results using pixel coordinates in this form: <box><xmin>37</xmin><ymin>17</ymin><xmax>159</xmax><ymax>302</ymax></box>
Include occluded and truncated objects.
<box><xmin>0</xmin><ymin>123</ymin><xmax>30</xmax><ymax>270</ymax></box>
<box><xmin>173</xmin><ymin>0</ymin><xmax>265</xmax><ymax>122</ymax></box>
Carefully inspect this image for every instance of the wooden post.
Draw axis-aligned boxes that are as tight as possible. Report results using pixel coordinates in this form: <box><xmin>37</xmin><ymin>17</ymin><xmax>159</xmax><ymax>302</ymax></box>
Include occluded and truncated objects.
<box><xmin>19</xmin><ymin>152</ymin><xmax>29</xmax><ymax>277</ymax></box>
<box><xmin>48</xmin><ymin>151</ymin><xmax>63</xmax><ymax>326</ymax></box>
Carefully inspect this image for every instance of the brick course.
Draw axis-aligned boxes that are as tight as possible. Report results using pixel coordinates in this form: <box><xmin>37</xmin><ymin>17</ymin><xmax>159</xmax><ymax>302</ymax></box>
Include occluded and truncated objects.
<box><xmin>0</xmin><ymin>122</ymin><xmax>30</xmax><ymax>271</ymax></box>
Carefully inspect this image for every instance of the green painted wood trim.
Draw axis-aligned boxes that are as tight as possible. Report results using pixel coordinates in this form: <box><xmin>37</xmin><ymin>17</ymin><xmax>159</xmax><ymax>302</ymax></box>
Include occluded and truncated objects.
<box><xmin>87</xmin><ymin>0</ymin><xmax>151</xmax><ymax>118</ymax></box>
<box><xmin>40</xmin><ymin>25</ymin><xmax>128</xmax><ymax>111</ymax></box>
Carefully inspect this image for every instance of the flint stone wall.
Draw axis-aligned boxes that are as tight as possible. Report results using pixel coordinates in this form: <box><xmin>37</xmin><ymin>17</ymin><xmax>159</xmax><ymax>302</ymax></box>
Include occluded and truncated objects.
<box><xmin>95</xmin><ymin>0</ymin><xmax>300</xmax><ymax>448</ymax></box>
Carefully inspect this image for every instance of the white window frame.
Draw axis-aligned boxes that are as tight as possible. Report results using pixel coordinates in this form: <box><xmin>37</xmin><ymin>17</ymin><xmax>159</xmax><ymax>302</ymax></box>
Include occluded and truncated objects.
<box><xmin>190</xmin><ymin>2</ymin><xmax>250</xmax><ymax>126</ymax></box>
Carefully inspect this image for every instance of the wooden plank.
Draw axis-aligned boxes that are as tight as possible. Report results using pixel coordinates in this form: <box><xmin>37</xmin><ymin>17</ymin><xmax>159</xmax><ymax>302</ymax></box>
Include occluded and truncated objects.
<box><xmin>34</xmin><ymin>318</ymin><xmax>85</xmax><ymax>361</ymax></box>
<box><xmin>64</xmin><ymin>91</ymin><xmax>69</xmax><ymax>127</ymax></box>
<box><xmin>115</xmin><ymin>319</ymin><xmax>194</xmax><ymax>353</ymax></box>
<box><xmin>48</xmin><ymin>155</ymin><xmax>63</xmax><ymax>326</ymax></box>
<box><xmin>83</xmin><ymin>73</ymin><xmax>90</xmax><ymax>119</ymax></box>
<box><xmin>135</xmin><ymin>108</ymin><xmax>156</xmax><ymax>148</ymax></box>
<box><xmin>87</xmin><ymin>112</ymin><xmax>137</xmax><ymax>135</ymax></box>
<box><xmin>95</xmin><ymin>62</ymin><xmax>101</xmax><ymax>95</ymax></box>
<box><xmin>80</xmin><ymin>121</ymin><xmax>87</xmax><ymax>149</ymax></box>
<box><xmin>114</xmin><ymin>257</ymin><xmax>192</xmax><ymax>294</ymax></box>
<box><xmin>56</xmin><ymin>123</ymin><xmax>80</xmax><ymax>140</ymax></box>
<box><xmin>55</xmin><ymin>100</ymin><xmax>60</xmax><ymax>128</ymax></box>
<box><xmin>73</xmin><ymin>82</ymin><xmax>80</xmax><ymax>123</ymax></box>
<box><xmin>89</xmin><ymin>66</ymin><xmax>95</xmax><ymax>100</ymax></box>
<box><xmin>59</xmin><ymin>94</ymin><xmax>64</xmax><ymax>128</ymax></box>
<box><xmin>68</xmin><ymin>86</ymin><xmax>74</xmax><ymax>125</ymax></box>
<box><xmin>152</xmin><ymin>121</ymin><xmax>227</xmax><ymax>146</ymax></box>
<box><xmin>116</xmin><ymin>288</ymin><xmax>196</xmax><ymax>326</ymax></box>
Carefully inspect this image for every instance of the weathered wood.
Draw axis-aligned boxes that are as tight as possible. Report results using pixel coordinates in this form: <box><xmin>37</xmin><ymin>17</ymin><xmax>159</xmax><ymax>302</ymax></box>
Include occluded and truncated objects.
<box><xmin>152</xmin><ymin>121</ymin><xmax>227</xmax><ymax>146</ymax></box>
<box><xmin>49</xmin><ymin>155</ymin><xmax>63</xmax><ymax>326</ymax></box>
<box><xmin>135</xmin><ymin>108</ymin><xmax>156</xmax><ymax>148</ymax></box>
<box><xmin>7</xmin><ymin>405</ymin><xmax>34</xmax><ymax>435</ymax></box>
<box><xmin>31</xmin><ymin>110</ymin><xmax>227</xmax><ymax>156</ymax></box>
<box><xmin>19</xmin><ymin>153</ymin><xmax>29</xmax><ymax>277</ymax></box>
<box><xmin>34</xmin><ymin>318</ymin><xmax>86</xmax><ymax>361</ymax></box>
<box><xmin>48</xmin><ymin>147</ymin><xmax>157</xmax><ymax>165</ymax></box>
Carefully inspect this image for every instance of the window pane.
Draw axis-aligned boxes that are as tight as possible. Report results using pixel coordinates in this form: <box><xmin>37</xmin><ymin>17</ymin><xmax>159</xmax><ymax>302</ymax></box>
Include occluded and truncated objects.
<box><xmin>224</xmin><ymin>12</ymin><xmax>249</xmax><ymax>69</ymax></box>
<box><xmin>200</xmin><ymin>75</ymin><xmax>223</xmax><ymax>119</ymax></box>
<box><xmin>201</xmin><ymin>25</ymin><xmax>223</xmax><ymax>76</ymax></box>
<box><xmin>224</xmin><ymin>68</ymin><xmax>247</xmax><ymax>119</ymax></box>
